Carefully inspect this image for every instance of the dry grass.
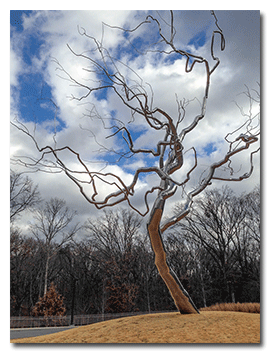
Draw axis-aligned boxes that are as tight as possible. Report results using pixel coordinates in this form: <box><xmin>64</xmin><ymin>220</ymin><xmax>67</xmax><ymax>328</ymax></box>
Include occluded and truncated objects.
<box><xmin>201</xmin><ymin>302</ymin><xmax>260</xmax><ymax>314</ymax></box>
<box><xmin>11</xmin><ymin>311</ymin><xmax>260</xmax><ymax>344</ymax></box>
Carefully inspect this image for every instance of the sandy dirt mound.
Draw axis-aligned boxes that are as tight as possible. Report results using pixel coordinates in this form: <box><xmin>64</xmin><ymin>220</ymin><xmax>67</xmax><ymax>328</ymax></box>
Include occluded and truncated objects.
<box><xmin>11</xmin><ymin>311</ymin><xmax>260</xmax><ymax>344</ymax></box>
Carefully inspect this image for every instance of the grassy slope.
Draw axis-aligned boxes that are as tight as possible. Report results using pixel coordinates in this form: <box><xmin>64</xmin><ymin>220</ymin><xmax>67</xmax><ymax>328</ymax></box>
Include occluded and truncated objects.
<box><xmin>11</xmin><ymin>311</ymin><xmax>260</xmax><ymax>344</ymax></box>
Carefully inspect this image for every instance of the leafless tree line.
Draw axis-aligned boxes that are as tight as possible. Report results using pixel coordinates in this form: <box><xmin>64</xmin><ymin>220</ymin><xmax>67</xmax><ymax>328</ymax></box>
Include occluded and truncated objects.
<box><xmin>10</xmin><ymin>171</ymin><xmax>259</xmax><ymax>316</ymax></box>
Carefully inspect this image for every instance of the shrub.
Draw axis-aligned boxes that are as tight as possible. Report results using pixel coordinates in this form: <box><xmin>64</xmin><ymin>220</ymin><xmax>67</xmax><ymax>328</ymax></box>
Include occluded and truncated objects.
<box><xmin>31</xmin><ymin>282</ymin><xmax>66</xmax><ymax>317</ymax></box>
<box><xmin>200</xmin><ymin>302</ymin><xmax>260</xmax><ymax>313</ymax></box>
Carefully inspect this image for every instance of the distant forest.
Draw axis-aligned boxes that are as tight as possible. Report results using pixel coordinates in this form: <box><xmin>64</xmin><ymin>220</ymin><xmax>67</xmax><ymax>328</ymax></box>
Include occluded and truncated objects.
<box><xmin>10</xmin><ymin>170</ymin><xmax>260</xmax><ymax>316</ymax></box>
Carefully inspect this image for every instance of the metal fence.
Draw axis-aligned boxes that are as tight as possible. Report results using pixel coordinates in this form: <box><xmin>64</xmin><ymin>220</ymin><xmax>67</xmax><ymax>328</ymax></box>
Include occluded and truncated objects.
<box><xmin>10</xmin><ymin>311</ymin><xmax>170</xmax><ymax>328</ymax></box>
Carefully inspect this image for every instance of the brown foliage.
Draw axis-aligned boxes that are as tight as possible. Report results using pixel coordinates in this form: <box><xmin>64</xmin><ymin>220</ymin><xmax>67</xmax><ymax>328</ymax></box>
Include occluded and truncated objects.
<box><xmin>105</xmin><ymin>281</ymin><xmax>138</xmax><ymax>313</ymax></box>
<box><xmin>200</xmin><ymin>302</ymin><xmax>260</xmax><ymax>313</ymax></box>
<box><xmin>31</xmin><ymin>282</ymin><xmax>66</xmax><ymax>317</ymax></box>
<box><xmin>104</xmin><ymin>257</ymin><xmax>139</xmax><ymax>313</ymax></box>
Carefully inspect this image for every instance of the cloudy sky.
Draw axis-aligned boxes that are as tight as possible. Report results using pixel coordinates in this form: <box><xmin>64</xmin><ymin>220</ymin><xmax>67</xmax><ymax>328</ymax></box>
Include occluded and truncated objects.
<box><xmin>10</xmin><ymin>9</ymin><xmax>260</xmax><ymax>233</ymax></box>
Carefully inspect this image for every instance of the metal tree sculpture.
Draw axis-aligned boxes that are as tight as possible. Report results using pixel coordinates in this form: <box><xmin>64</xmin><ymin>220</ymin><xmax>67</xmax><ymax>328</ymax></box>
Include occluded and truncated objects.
<box><xmin>11</xmin><ymin>11</ymin><xmax>260</xmax><ymax>313</ymax></box>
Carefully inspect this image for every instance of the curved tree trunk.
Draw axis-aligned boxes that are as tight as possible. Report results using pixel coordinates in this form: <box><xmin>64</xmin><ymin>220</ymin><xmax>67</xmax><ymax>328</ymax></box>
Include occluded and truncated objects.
<box><xmin>147</xmin><ymin>208</ymin><xmax>199</xmax><ymax>314</ymax></box>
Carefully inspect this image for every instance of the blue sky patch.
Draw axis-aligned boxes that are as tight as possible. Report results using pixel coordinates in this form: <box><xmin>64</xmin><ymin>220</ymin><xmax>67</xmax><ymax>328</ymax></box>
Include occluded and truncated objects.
<box><xmin>188</xmin><ymin>30</ymin><xmax>207</xmax><ymax>49</ymax></box>
<box><xmin>15</xmin><ymin>72</ymin><xmax>65</xmax><ymax>132</ymax></box>
<box><xmin>22</xmin><ymin>33</ymin><xmax>46</xmax><ymax>67</ymax></box>
<box><xmin>10</xmin><ymin>10</ymin><xmax>33</xmax><ymax>33</ymax></box>
<box><xmin>11</xmin><ymin>11</ymin><xmax>66</xmax><ymax>132</ymax></box>
<box><xmin>203</xmin><ymin>142</ymin><xmax>217</xmax><ymax>156</ymax></box>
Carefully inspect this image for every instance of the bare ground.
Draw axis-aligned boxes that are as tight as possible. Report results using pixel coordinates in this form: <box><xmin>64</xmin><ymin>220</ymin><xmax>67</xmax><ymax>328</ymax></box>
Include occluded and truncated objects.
<box><xmin>10</xmin><ymin>311</ymin><xmax>260</xmax><ymax>344</ymax></box>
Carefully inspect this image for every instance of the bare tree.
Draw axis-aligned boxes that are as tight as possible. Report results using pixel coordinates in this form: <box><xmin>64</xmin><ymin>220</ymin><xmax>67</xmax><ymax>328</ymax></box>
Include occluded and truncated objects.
<box><xmin>84</xmin><ymin>209</ymin><xmax>142</xmax><ymax>259</ymax></box>
<box><xmin>174</xmin><ymin>187</ymin><xmax>244</xmax><ymax>302</ymax></box>
<box><xmin>10</xmin><ymin>169</ymin><xmax>41</xmax><ymax>222</ymax></box>
<box><xmin>171</xmin><ymin>186</ymin><xmax>260</xmax><ymax>303</ymax></box>
<box><xmin>11</xmin><ymin>11</ymin><xmax>260</xmax><ymax>313</ymax></box>
<box><xmin>242</xmin><ymin>186</ymin><xmax>260</xmax><ymax>244</ymax></box>
<box><xmin>84</xmin><ymin>209</ymin><xmax>142</xmax><ymax>313</ymax></box>
<box><xmin>30</xmin><ymin>198</ymin><xmax>80</xmax><ymax>296</ymax></box>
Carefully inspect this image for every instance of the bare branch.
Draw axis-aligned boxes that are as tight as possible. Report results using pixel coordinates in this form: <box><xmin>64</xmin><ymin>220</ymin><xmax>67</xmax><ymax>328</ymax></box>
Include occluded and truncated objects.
<box><xmin>10</xmin><ymin>170</ymin><xmax>42</xmax><ymax>222</ymax></box>
<box><xmin>160</xmin><ymin>133</ymin><xmax>259</xmax><ymax>233</ymax></box>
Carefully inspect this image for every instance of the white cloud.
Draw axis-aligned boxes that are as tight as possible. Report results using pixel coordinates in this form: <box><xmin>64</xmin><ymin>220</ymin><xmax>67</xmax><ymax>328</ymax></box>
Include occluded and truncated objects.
<box><xmin>10</xmin><ymin>46</ymin><xmax>23</xmax><ymax>87</ymax></box>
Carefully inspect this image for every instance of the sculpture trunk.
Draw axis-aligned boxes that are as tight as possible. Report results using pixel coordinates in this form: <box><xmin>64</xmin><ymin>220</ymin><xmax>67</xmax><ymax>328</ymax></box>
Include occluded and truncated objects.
<box><xmin>147</xmin><ymin>208</ymin><xmax>198</xmax><ymax>314</ymax></box>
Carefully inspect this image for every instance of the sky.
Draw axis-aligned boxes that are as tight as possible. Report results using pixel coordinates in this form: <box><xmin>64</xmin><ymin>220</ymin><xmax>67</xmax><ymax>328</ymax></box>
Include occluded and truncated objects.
<box><xmin>10</xmin><ymin>9</ymin><xmax>261</xmax><ymax>234</ymax></box>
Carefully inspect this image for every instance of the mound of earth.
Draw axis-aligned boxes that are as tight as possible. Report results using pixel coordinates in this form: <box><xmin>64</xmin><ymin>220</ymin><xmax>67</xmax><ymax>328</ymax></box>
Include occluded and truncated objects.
<box><xmin>11</xmin><ymin>311</ymin><xmax>260</xmax><ymax>344</ymax></box>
